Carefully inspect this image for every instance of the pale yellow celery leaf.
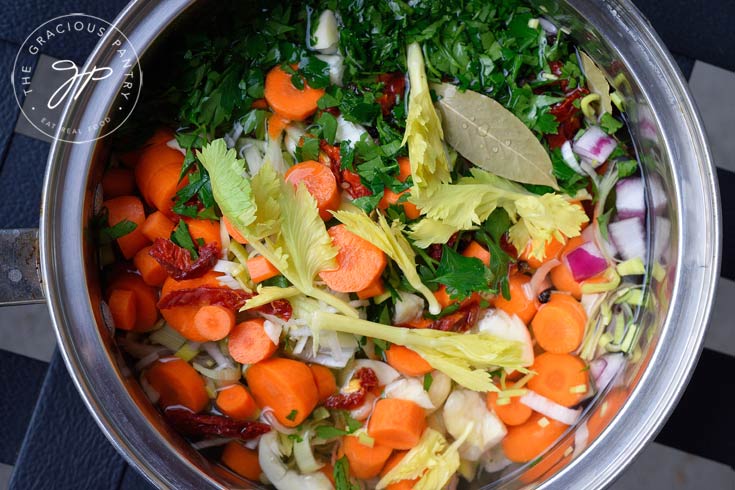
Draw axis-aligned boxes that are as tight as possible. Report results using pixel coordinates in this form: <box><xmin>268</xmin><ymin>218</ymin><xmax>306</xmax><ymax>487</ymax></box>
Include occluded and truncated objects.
<box><xmin>250</xmin><ymin>162</ymin><xmax>282</xmax><ymax>239</ymax></box>
<box><xmin>241</xmin><ymin>286</ymin><xmax>300</xmax><ymax>311</ymax></box>
<box><xmin>414</xmin><ymin>425</ymin><xmax>472</xmax><ymax>490</ymax></box>
<box><xmin>198</xmin><ymin>139</ymin><xmax>257</xmax><ymax>232</ymax></box>
<box><xmin>311</xmin><ymin>311</ymin><xmax>524</xmax><ymax>390</ymax></box>
<box><xmin>403</xmin><ymin>42</ymin><xmax>450</xmax><ymax>196</ymax></box>
<box><xmin>377</xmin><ymin>429</ymin><xmax>448</xmax><ymax>489</ymax></box>
<box><xmin>333</xmin><ymin>210</ymin><xmax>442</xmax><ymax>314</ymax></box>
<box><xmin>409</xmin><ymin>219</ymin><xmax>464</xmax><ymax>248</ymax></box>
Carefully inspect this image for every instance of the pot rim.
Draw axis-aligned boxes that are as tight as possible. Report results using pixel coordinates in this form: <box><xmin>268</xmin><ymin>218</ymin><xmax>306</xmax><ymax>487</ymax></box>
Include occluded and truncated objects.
<box><xmin>41</xmin><ymin>0</ymin><xmax>721</xmax><ymax>489</ymax></box>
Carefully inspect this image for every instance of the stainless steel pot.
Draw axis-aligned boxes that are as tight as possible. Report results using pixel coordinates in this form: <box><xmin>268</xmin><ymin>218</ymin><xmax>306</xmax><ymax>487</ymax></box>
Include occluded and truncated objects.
<box><xmin>0</xmin><ymin>0</ymin><xmax>721</xmax><ymax>488</ymax></box>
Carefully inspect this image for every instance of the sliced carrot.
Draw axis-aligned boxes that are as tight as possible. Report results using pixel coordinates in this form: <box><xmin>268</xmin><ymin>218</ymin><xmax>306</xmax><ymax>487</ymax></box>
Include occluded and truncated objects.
<box><xmin>246</xmin><ymin>255</ymin><xmax>280</xmax><ymax>284</ymax></box>
<box><xmin>357</xmin><ymin>278</ymin><xmax>386</xmax><ymax>300</ymax></box>
<box><xmin>385</xmin><ymin>345</ymin><xmax>433</xmax><ymax>377</ymax></box>
<box><xmin>223</xmin><ymin>216</ymin><xmax>248</xmax><ymax>244</ymax></box>
<box><xmin>462</xmin><ymin>240</ymin><xmax>491</xmax><ymax>266</ymax></box>
<box><xmin>117</xmin><ymin>148</ymin><xmax>143</xmax><ymax>169</ymax></box>
<box><xmin>140</xmin><ymin>211</ymin><xmax>176</xmax><ymax>243</ymax></box>
<box><xmin>528</xmin><ymin>352</ymin><xmax>589</xmax><ymax>407</ymax></box>
<box><xmin>397</xmin><ymin>157</ymin><xmax>412</xmax><ymax>183</ymax></box>
<box><xmin>381</xmin><ymin>451</ymin><xmax>419</xmax><ymax>490</ymax></box>
<box><xmin>102</xmin><ymin>168</ymin><xmax>136</xmax><ymax>198</ymax></box>
<box><xmin>309</xmin><ymin>364</ymin><xmax>337</xmax><ymax>403</ymax></box>
<box><xmin>216</xmin><ymin>384</ymin><xmax>258</xmax><ymax>421</ymax></box>
<box><xmin>108</xmin><ymin>289</ymin><xmax>137</xmax><ymax>331</ymax></box>
<box><xmin>228</xmin><ymin>318</ymin><xmax>278</xmax><ymax>365</ymax></box>
<box><xmin>185</xmin><ymin>218</ymin><xmax>221</xmax><ymax>248</ymax></box>
<box><xmin>133</xmin><ymin>246</ymin><xmax>168</xmax><ymax>286</ymax></box>
<box><xmin>531</xmin><ymin>293</ymin><xmax>587</xmax><ymax>354</ymax></box>
<box><xmin>378</xmin><ymin>188</ymin><xmax>421</xmax><ymax>220</ymax></box>
<box><xmin>521</xmin><ymin>236</ymin><xmax>566</xmax><ymax>269</ymax></box>
<box><xmin>194</xmin><ymin>305</ymin><xmax>235</xmax><ymax>341</ymax></box>
<box><xmin>251</xmin><ymin>98</ymin><xmax>269</xmax><ymax>110</ymax></box>
<box><xmin>433</xmin><ymin>285</ymin><xmax>455</xmax><ymax>309</ymax></box>
<box><xmin>268</xmin><ymin>113</ymin><xmax>291</xmax><ymax>139</ymax></box>
<box><xmin>134</xmin><ymin>142</ymin><xmax>184</xmax><ymax>207</ymax></box>
<box><xmin>368</xmin><ymin>399</ymin><xmax>426</xmax><ymax>450</ymax></box>
<box><xmin>494</xmin><ymin>273</ymin><xmax>539</xmax><ymax>325</ymax></box>
<box><xmin>264</xmin><ymin>65</ymin><xmax>325</xmax><ymax>121</ymax></box>
<box><xmin>518</xmin><ymin>435</ymin><xmax>573</xmax><ymax>484</ymax></box>
<box><xmin>245</xmin><ymin>358</ymin><xmax>319</xmax><ymax>427</ymax></box>
<box><xmin>586</xmin><ymin>387</ymin><xmax>628</xmax><ymax>438</ymax></box>
<box><xmin>148</xmin><ymin>160</ymin><xmax>187</xmax><ymax>215</ymax></box>
<box><xmin>160</xmin><ymin>272</ymin><xmax>224</xmax><ymax>341</ymax></box>
<box><xmin>486</xmin><ymin>391</ymin><xmax>533</xmax><ymax>426</ymax></box>
<box><xmin>145</xmin><ymin>357</ymin><xmax>209</xmax><ymax>412</ymax></box>
<box><xmin>319</xmin><ymin>224</ymin><xmax>388</xmax><ymax>293</ymax></box>
<box><xmin>502</xmin><ymin>412</ymin><xmax>568</xmax><ymax>463</ymax></box>
<box><xmin>343</xmin><ymin>435</ymin><xmax>393</xmax><ymax>479</ymax></box>
<box><xmin>147</xmin><ymin>127</ymin><xmax>176</xmax><ymax>147</ymax></box>
<box><xmin>104</xmin><ymin>195</ymin><xmax>149</xmax><ymax>259</ymax></box>
<box><xmin>549</xmin><ymin>236</ymin><xmax>588</xmax><ymax>299</ymax></box>
<box><xmin>284</xmin><ymin>161</ymin><xmax>341</xmax><ymax>220</ymax></box>
<box><xmin>108</xmin><ymin>272</ymin><xmax>159</xmax><ymax>331</ymax></box>
<box><xmin>221</xmin><ymin>441</ymin><xmax>261</xmax><ymax>481</ymax></box>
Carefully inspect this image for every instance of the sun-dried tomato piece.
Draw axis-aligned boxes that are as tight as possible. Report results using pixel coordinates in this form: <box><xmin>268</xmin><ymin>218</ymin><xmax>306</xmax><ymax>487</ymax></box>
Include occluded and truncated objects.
<box><xmin>377</xmin><ymin>72</ymin><xmax>406</xmax><ymax>116</ymax></box>
<box><xmin>157</xmin><ymin>286</ymin><xmax>293</xmax><ymax>320</ymax></box>
<box><xmin>165</xmin><ymin>408</ymin><xmax>270</xmax><ymax>440</ymax></box>
<box><xmin>149</xmin><ymin>238</ymin><xmax>220</xmax><ymax>280</ymax></box>
<box><xmin>319</xmin><ymin>141</ymin><xmax>373</xmax><ymax>199</ymax></box>
<box><xmin>430</xmin><ymin>300</ymin><xmax>480</xmax><ymax>333</ymax></box>
<box><xmin>323</xmin><ymin>367</ymin><xmax>378</xmax><ymax>410</ymax></box>
<box><xmin>341</xmin><ymin>170</ymin><xmax>372</xmax><ymax>198</ymax></box>
<box><xmin>546</xmin><ymin>87</ymin><xmax>589</xmax><ymax>149</ymax></box>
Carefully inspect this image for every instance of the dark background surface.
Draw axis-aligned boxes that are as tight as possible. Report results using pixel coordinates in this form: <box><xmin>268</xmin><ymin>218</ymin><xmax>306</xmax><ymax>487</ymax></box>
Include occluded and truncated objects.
<box><xmin>0</xmin><ymin>0</ymin><xmax>733</xmax><ymax>488</ymax></box>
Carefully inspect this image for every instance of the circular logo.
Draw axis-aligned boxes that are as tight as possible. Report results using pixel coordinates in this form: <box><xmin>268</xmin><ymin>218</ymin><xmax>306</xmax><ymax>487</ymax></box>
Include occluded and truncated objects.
<box><xmin>11</xmin><ymin>13</ymin><xmax>142</xmax><ymax>144</ymax></box>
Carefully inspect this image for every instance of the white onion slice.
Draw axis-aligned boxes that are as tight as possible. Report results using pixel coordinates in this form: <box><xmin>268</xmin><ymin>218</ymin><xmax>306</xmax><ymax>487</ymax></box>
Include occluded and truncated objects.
<box><xmin>538</xmin><ymin>17</ymin><xmax>558</xmax><ymax>35</ymax></box>
<box><xmin>561</xmin><ymin>141</ymin><xmax>585</xmax><ymax>175</ymax></box>
<box><xmin>609</xmin><ymin>217</ymin><xmax>646</xmax><ymax>260</ymax></box>
<box><xmin>573</xmin><ymin>126</ymin><xmax>617</xmax><ymax>166</ymax></box>
<box><xmin>520</xmin><ymin>390</ymin><xmax>581</xmax><ymax>426</ymax></box>
<box><xmin>192</xmin><ymin>438</ymin><xmax>234</xmax><ymax>450</ymax></box>
<box><xmin>384</xmin><ymin>378</ymin><xmax>435</xmax><ymax>409</ymax></box>
<box><xmin>262</xmin><ymin>319</ymin><xmax>282</xmax><ymax>346</ymax></box>
<box><xmin>260</xmin><ymin>407</ymin><xmax>298</xmax><ymax>435</ymax></box>
<box><xmin>565</xmin><ymin>242</ymin><xmax>608</xmax><ymax>281</ymax></box>
<box><xmin>591</xmin><ymin>353</ymin><xmax>626</xmax><ymax>391</ymax></box>
<box><xmin>615</xmin><ymin>177</ymin><xmax>646</xmax><ymax>219</ymax></box>
<box><xmin>573</xmin><ymin>421</ymin><xmax>589</xmax><ymax>458</ymax></box>
<box><xmin>523</xmin><ymin>258</ymin><xmax>560</xmax><ymax>300</ymax></box>
<box><xmin>342</xmin><ymin>360</ymin><xmax>400</xmax><ymax>387</ymax></box>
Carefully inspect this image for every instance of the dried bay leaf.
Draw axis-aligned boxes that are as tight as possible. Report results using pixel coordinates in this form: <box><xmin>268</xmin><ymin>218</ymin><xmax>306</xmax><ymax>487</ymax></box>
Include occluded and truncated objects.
<box><xmin>580</xmin><ymin>52</ymin><xmax>613</xmax><ymax>115</ymax></box>
<box><xmin>431</xmin><ymin>83</ymin><xmax>558</xmax><ymax>189</ymax></box>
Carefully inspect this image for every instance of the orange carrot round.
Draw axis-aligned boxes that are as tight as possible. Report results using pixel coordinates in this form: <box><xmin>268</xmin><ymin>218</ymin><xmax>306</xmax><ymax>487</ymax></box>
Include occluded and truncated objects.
<box><xmin>462</xmin><ymin>240</ymin><xmax>491</xmax><ymax>266</ymax></box>
<box><xmin>228</xmin><ymin>318</ymin><xmax>278</xmax><ymax>365</ymax></box>
<box><xmin>486</xmin><ymin>391</ymin><xmax>533</xmax><ymax>426</ymax></box>
<box><xmin>264</xmin><ymin>65</ymin><xmax>325</xmax><ymax>121</ymax></box>
<box><xmin>368</xmin><ymin>399</ymin><xmax>426</xmax><ymax>450</ymax></box>
<box><xmin>103</xmin><ymin>195</ymin><xmax>149</xmax><ymax>259</ymax></box>
<box><xmin>521</xmin><ymin>236</ymin><xmax>566</xmax><ymax>269</ymax></box>
<box><xmin>133</xmin><ymin>246</ymin><xmax>168</xmax><ymax>286</ymax></box>
<box><xmin>142</xmin><ymin>213</ymin><xmax>176</xmax><ymax>246</ymax></box>
<box><xmin>134</xmin><ymin>142</ymin><xmax>184</xmax><ymax>207</ymax></box>
<box><xmin>397</xmin><ymin>157</ymin><xmax>412</xmax><ymax>183</ymax></box>
<box><xmin>108</xmin><ymin>272</ymin><xmax>159</xmax><ymax>331</ymax></box>
<box><xmin>309</xmin><ymin>364</ymin><xmax>337</xmax><ymax>403</ymax></box>
<box><xmin>246</xmin><ymin>256</ymin><xmax>280</xmax><ymax>284</ymax></box>
<box><xmin>149</xmin><ymin>160</ymin><xmax>187</xmax><ymax>215</ymax></box>
<box><xmin>357</xmin><ymin>278</ymin><xmax>386</xmax><ymax>300</ymax></box>
<box><xmin>319</xmin><ymin>224</ymin><xmax>387</xmax><ymax>293</ymax></box>
<box><xmin>381</xmin><ymin>451</ymin><xmax>419</xmax><ymax>490</ymax></box>
<box><xmin>385</xmin><ymin>345</ymin><xmax>433</xmax><ymax>377</ymax></box>
<box><xmin>284</xmin><ymin>161</ymin><xmax>341</xmax><ymax>221</ymax></box>
<box><xmin>494</xmin><ymin>273</ymin><xmax>539</xmax><ymax>325</ymax></box>
<box><xmin>586</xmin><ymin>387</ymin><xmax>628</xmax><ymax>438</ymax></box>
<box><xmin>343</xmin><ymin>435</ymin><xmax>393</xmax><ymax>479</ymax></box>
<box><xmin>502</xmin><ymin>412</ymin><xmax>569</xmax><ymax>463</ymax></box>
<box><xmin>378</xmin><ymin>188</ymin><xmax>421</xmax><ymax>220</ymax></box>
<box><xmin>145</xmin><ymin>357</ymin><xmax>209</xmax><ymax>412</ymax></box>
<box><xmin>160</xmin><ymin>272</ymin><xmax>224</xmax><ymax>341</ymax></box>
<box><xmin>245</xmin><ymin>358</ymin><xmax>319</xmax><ymax>427</ymax></box>
<box><xmin>223</xmin><ymin>216</ymin><xmax>248</xmax><ymax>244</ymax></box>
<box><xmin>433</xmin><ymin>285</ymin><xmax>455</xmax><ymax>309</ymax></box>
<box><xmin>216</xmin><ymin>384</ymin><xmax>259</xmax><ymax>421</ymax></box>
<box><xmin>185</xmin><ymin>218</ymin><xmax>221</xmax><ymax>248</ymax></box>
<box><xmin>531</xmin><ymin>293</ymin><xmax>587</xmax><ymax>354</ymax></box>
<box><xmin>194</xmin><ymin>305</ymin><xmax>235</xmax><ymax>341</ymax></box>
<box><xmin>268</xmin><ymin>113</ymin><xmax>291</xmax><ymax>139</ymax></box>
<box><xmin>528</xmin><ymin>352</ymin><xmax>589</xmax><ymax>407</ymax></box>
<box><xmin>102</xmin><ymin>167</ymin><xmax>136</xmax><ymax>198</ymax></box>
<box><xmin>108</xmin><ymin>289</ymin><xmax>137</xmax><ymax>331</ymax></box>
<box><xmin>221</xmin><ymin>441</ymin><xmax>262</xmax><ymax>481</ymax></box>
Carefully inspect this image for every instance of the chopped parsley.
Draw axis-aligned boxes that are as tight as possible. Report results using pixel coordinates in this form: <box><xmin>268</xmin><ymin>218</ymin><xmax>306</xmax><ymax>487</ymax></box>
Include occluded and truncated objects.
<box><xmin>99</xmin><ymin>219</ymin><xmax>137</xmax><ymax>244</ymax></box>
<box><xmin>286</xmin><ymin>409</ymin><xmax>299</xmax><ymax>421</ymax></box>
<box><xmin>170</xmin><ymin>220</ymin><xmax>198</xmax><ymax>259</ymax></box>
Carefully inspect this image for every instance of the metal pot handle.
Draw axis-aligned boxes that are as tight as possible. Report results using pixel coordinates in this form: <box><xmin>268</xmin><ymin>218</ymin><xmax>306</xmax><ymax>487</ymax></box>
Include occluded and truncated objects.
<box><xmin>0</xmin><ymin>229</ymin><xmax>44</xmax><ymax>306</ymax></box>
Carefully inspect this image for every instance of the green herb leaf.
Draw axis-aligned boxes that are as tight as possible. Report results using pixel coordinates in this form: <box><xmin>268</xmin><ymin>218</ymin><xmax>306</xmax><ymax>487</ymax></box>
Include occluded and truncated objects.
<box><xmin>423</xmin><ymin>372</ymin><xmax>434</xmax><ymax>391</ymax></box>
<box><xmin>617</xmin><ymin>159</ymin><xmax>638</xmax><ymax>178</ymax></box>
<box><xmin>428</xmin><ymin>245</ymin><xmax>493</xmax><ymax>300</ymax></box>
<box><xmin>345</xmin><ymin>413</ymin><xmax>363</xmax><ymax>433</ymax></box>
<box><xmin>170</xmin><ymin>220</ymin><xmax>199</xmax><ymax>259</ymax></box>
<box><xmin>334</xmin><ymin>456</ymin><xmax>359</xmax><ymax>490</ymax></box>
<box><xmin>316</xmin><ymin>425</ymin><xmax>348</xmax><ymax>439</ymax></box>
<box><xmin>286</xmin><ymin>409</ymin><xmax>298</xmax><ymax>421</ymax></box>
<box><xmin>100</xmin><ymin>219</ymin><xmax>137</xmax><ymax>244</ymax></box>
<box><xmin>600</xmin><ymin>112</ymin><xmax>624</xmax><ymax>134</ymax></box>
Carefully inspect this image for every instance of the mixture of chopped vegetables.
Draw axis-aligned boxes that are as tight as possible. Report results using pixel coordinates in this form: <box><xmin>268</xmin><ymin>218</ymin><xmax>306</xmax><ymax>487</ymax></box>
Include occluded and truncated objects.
<box><xmin>98</xmin><ymin>1</ymin><xmax>652</xmax><ymax>488</ymax></box>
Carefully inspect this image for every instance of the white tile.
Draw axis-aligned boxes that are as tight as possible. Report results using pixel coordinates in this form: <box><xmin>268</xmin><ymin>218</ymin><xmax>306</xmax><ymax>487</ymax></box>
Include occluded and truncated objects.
<box><xmin>0</xmin><ymin>303</ymin><xmax>55</xmax><ymax>362</ymax></box>
<box><xmin>689</xmin><ymin>61</ymin><xmax>735</xmax><ymax>173</ymax></box>
<box><xmin>0</xmin><ymin>463</ymin><xmax>12</xmax><ymax>490</ymax></box>
<box><xmin>704</xmin><ymin>277</ymin><xmax>735</xmax><ymax>357</ymax></box>
<box><xmin>610</xmin><ymin>442</ymin><xmax>734</xmax><ymax>490</ymax></box>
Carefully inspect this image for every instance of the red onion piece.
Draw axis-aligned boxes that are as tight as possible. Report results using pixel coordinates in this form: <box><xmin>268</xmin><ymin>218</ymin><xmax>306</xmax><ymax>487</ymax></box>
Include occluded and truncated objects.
<box><xmin>609</xmin><ymin>217</ymin><xmax>646</xmax><ymax>261</ymax></box>
<box><xmin>573</xmin><ymin>126</ymin><xmax>618</xmax><ymax>166</ymax></box>
<box><xmin>520</xmin><ymin>390</ymin><xmax>581</xmax><ymax>425</ymax></box>
<box><xmin>565</xmin><ymin>242</ymin><xmax>608</xmax><ymax>282</ymax></box>
<box><xmin>615</xmin><ymin>177</ymin><xmax>646</xmax><ymax>219</ymax></box>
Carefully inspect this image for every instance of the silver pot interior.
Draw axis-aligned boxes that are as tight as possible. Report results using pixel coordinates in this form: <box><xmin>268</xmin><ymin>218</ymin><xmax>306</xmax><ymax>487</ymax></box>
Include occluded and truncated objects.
<box><xmin>43</xmin><ymin>0</ymin><xmax>719</xmax><ymax>489</ymax></box>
